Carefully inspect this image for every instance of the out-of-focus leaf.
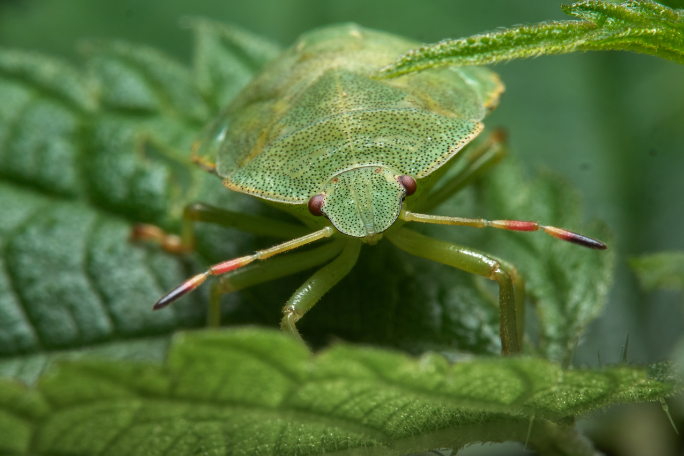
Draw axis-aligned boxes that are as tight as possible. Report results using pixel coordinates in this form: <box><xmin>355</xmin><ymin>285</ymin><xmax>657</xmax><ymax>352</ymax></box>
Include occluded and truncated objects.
<box><xmin>0</xmin><ymin>378</ymin><xmax>49</xmax><ymax>454</ymax></box>
<box><xmin>0</xmin><ymin>45</ymin><xmax>214</xmax><ymax>362</ymax></box>
<box><xmin>0</xmin><ymin>334</ymin><xmax>171</xmax><ymax>387</ymax></box>
<box><xmin>186</xmin><ymin>18</ymin><xmax>282</xmax><ymax>110</ymax></box>
<box><xmin>482</xmin><ymin>158</ymin><xmax>616</xmax><ymax>364</ymax></box>
<box><xmin>0</xmin><ymin>49</ymin><xmax>95</xmax><ymax>197</ymax></box>
<box><xmin>0</xmin><ymin>329</ymin><xmax>677</xmax><ymax>456</ymax></box>
<box><xmin>0</xmin><ymin>182</ymin><xmax>205</xmax><ymax>355</ymax></box>
<box><xmin>82</xmin><ymin>40</ymin><xmax>209</xmax><ymax>121</ymax></box>
<box><xmin>377</xmin><ymin>0</ymin><xmax>684</xmax><ymax>78</ymax></box>
<box><xmin>630</xmin><ymin>252</ymin><xmax>684</xmax><ymax>291</ymax></box>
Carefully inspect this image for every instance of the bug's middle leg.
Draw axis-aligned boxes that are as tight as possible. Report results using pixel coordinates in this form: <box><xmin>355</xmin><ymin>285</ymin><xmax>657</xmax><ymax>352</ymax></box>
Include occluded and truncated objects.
<box><xmin>280</xmin><ymin>239</ymin><xmax>362</xmax><ymax>344</ymax></box>
<box><xmin>385</xmin><ymin>226</ymin><xmax>524</xmax><ymax>354</ymax></box>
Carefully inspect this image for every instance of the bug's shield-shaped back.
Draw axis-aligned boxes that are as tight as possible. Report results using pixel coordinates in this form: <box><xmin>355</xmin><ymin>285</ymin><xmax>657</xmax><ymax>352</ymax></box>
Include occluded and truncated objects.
<box><xmin>321</xmin><ymin>166</ymin><xmax>404</xmax><ymax>240</ymax></box>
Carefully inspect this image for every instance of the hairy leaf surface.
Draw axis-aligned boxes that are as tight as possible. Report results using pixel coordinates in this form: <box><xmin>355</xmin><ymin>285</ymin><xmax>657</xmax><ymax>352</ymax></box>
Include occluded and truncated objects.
<box><xmin>378</xmin><ymin>0</ymin><xmax>684</xmax><ymax>78</ymax></box>
<box><xmin>0</xmin><ymin>329</ymin><xmax>677</xmax><ymax>456</ymax></box>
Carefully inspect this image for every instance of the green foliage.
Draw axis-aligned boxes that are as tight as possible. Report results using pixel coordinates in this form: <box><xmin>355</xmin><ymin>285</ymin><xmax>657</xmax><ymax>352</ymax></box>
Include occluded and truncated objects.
<box><xmin>630</xmin><ymin>252</ymin><xmax>684</xmax><ymax>291</ymax></box>
<box><xmin>0</xmin><ymin>329</ymin><xmax>678</xmax><ymax>455</ymax></box>
<box><xmin>0</xmin><ymin>5</ymin><xmax>679</xmax><ymax>453</ymax></box>
<box><xmin>188</xmin><ymin>18</ymin><xmax>282</xmax><ymax>110</ymax></box>
<box><xmin>630</xmin><ymin>251</ymin><xmax>684</xmax><ymax>380</ymax></box>
<box><xmin>0</xmin><ymin>23</ymin><xmax>270</xmax><ymax>363</ymax></box>
<box><xmin>377</xmin><ymin>0</ymin><xmax>684</xmax><ymax>78</ymax></box>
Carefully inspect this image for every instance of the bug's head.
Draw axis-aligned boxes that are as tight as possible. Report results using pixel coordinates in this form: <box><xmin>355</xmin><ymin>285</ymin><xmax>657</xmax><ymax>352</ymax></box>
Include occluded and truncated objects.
<box><xmin>309</xmin><ymin>166</ymin><xmax>414</xmax><ymax>243</ymax></box>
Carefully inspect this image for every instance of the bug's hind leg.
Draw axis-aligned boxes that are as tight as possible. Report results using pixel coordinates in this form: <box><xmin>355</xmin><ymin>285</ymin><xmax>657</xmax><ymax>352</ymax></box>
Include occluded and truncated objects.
<box><xmin>281</xmin><ymin>240</ymin><xmax>362</xmax><ymax>345</ymax></box>
<box><xmin>132</xmin><ymin>202</ymin><xmax>311</xmax><ymax>254</ymax></box>
<box><xmin>416</xmin><ymin>129</ymin><xmax>508</xmax><ymax>213</ymax></box>
<box><xmin>386</xmin><ymin>226</ymin><xmax>524</xmax><ymax>354</ymax></box>
<box><xmin>204</xmin><ymin>241</ymin><xmax>346</xmax><ymax>327</ymax></box>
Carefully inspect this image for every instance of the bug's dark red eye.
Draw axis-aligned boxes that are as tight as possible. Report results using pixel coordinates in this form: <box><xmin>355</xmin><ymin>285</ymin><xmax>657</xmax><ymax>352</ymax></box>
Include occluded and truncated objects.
<box><xmin>397</xmin><ymin>175</ymin><xmax>417</xmax><ymax>196</ymax></box>
<box><xmin>308</xmin><ymin>194</ymin><xmax>325</xmax><ymax>216</ymax></box>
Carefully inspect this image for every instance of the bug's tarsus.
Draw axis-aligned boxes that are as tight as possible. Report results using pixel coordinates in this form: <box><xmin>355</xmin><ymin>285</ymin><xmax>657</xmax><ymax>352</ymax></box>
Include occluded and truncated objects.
<box><xmin>131</xmin><ymin>223</ymin><xmax>190</xmax><ymax>254</ymax></box>
<box><xmin>400</xmin><ymin>210</ymin><xmax>607</xmax><ymax>250</ymax></box>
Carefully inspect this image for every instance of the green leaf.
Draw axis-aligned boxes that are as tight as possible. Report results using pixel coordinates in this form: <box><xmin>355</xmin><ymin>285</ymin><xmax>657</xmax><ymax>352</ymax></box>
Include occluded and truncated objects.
<box><xmin>0</xmin><ymin>182</ymin><xmax>206</xmax><ymax>353</ymax></box>
<box><xmin>481</xmin><ymin>158</ymin><xmax>616</xmax><ymax>364</ymax></box>
<box><xmin>630</xmin><ymin>252</ymin><xmax>684</xmax><ymax>291</ymax></box>
<box><xmin>82</xmin><ymin>40</ymin><xmax>209</xmax><ymax>121</ymax></box>
<box><xmin>0</xmin><ymin>378</ymin><xmax>50</xmax><ymax>453</ymax></box>
<box><xmin>0</xmin><ymin>46</ymin><xmax>214</xmax><ymax>362</ymax></box>
<box><xmin>0</xmin><ymin>328</ymin><xmax>677</xmax><ymax>456</ymax></box>
<box><xmin>377</xmin><ymin>0</ymin><xmax>684</xmax><ymax>78</ymax></box>
<box><xmin>187</xmin><ymin>18</ymin><xmax>282</xmax><ymax>111</ymax></box>
<box><xmin>0</xmin><ymin>49</ymin><xmax>95</xmax><ymax>197</ymax></box>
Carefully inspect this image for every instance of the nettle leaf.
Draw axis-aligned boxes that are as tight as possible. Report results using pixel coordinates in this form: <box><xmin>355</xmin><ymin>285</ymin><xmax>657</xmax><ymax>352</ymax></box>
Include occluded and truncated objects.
<box><xmin>482</xmin><ymin>158</ymin><xmax>616</xmax><ymax>364</ymax></box>
<box><xmin>630</xmin><ymin>252</ymin><xmax>684</xmax><ymax>376</ymax></box>
<box><xmin>187</xmin><ymin>18</ymin><xmax>282</xmax><ymax>110</ymax></box>
<box><xmin>377</xmin><ymin>0</ymin><xmax>684</xmax><ymax>78</ymax></box>
<box><xmin>0</xmin><ymin>329</ymin><xmax>677</xmax><ymax>456</ymax></box>
<box><xmin>82</xmin><ymin>40</ymin><xmax>209</xmax><ymax>121</ymax></box>
<box><xmin>0</xmin><ymin>48</ymin><xmax>95</xmax><ymax>197</ymax></box>
<box><xmin>630</xmin><ymin>252</ymin><xmax>684</xmax><ymax>291</ymax></box>
<box><xmin>0</xmin><ymin>43</ymin><xmax>221</xmax><ymax>366</ymax></box>
<box><xmin>0</xmin><ymin>182</ymin><xmax>204</xmax><ymax>356</ymax></box>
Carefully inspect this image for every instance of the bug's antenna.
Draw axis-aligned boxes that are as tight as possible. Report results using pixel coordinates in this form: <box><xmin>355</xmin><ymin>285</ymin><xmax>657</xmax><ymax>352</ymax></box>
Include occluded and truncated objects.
<box><xmin>399</xmin><ymin>210</ymin><xmax>607</xmax><ymax>250</ymax></box>
<box><xmin>153</xmin><ymin>226</ymin><xmax>335</xmax><ymax>310</ymax></box>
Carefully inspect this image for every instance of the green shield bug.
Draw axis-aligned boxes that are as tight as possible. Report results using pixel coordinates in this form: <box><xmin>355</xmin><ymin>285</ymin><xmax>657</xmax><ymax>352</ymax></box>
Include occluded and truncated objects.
<box><xmin>139</xmin><ymin>23</ymin><xmax>606</xmax><ymax>355</ymax></box>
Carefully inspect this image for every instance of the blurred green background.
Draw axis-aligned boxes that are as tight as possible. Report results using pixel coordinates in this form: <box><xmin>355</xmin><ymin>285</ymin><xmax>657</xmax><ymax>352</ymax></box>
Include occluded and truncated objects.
<box><xmin>0</xmin><ymin>0</ymin><xmax>682</xmax><ymax>454</ymax></box>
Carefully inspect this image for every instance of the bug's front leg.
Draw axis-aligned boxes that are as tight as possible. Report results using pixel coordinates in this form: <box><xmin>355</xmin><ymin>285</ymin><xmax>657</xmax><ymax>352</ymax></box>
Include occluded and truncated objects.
<box><xmin>205</xmin><ymin>240</ymin><xmax>345</xmax><ymax>327</ymax></box>
<box><xmin>386</xmin><ymin>226</ymin><xmax>524</xmax><ymax>354</ymax></box>
<box><xmin>281</xmin><ymin>239</ymin><xmax>361</xmax><ymax>345</ymax></box>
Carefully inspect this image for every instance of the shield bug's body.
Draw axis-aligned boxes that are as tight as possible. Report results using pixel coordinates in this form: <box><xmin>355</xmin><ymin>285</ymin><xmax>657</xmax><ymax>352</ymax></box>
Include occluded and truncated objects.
<box><xmin>142</xmin><ymin>24</ymin><xmax>606</xmax><ymax>355</ymax></box>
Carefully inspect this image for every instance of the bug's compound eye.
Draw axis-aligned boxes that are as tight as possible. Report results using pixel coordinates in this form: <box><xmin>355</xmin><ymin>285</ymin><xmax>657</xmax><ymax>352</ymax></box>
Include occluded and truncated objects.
<box><xmin>397</xmin><ymin>175</ymin><xmax>417</xmax><ymax>196</ymax></box>
<box><xmin>308</xmin><ymin>194</ymin><xmax>325</xmax><ymax>216</ymax></box>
